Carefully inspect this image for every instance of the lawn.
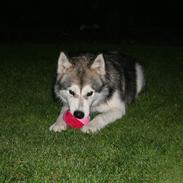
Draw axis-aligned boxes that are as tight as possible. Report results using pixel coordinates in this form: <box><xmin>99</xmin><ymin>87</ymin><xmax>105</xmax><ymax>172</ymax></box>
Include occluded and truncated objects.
<box><xmin>0</xmin><ymin>43</ymin><xmax>183</xmax><ymax>183</ymax></box>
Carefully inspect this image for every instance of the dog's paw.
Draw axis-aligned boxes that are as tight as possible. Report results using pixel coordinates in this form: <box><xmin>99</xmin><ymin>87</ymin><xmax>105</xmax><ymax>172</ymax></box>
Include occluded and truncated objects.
<box><xmin>81</xmin><ymin>125</ymin><xmax>99</xmax><ymax>134</ymax></box>
<box><xmin>81</xmin><ymin>119</ymin><xmax>102</xmax><ymax>134</ymax></box>
<box><xmin>49</xmin><ymin>122</ymin><xmax>67</xmax><ymax>132</ymax></box>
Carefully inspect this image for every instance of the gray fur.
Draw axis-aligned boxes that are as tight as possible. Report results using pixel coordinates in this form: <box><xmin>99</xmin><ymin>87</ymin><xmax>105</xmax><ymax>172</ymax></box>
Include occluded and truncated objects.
<box><xmin>49</xmin><ymin>51</ymin><xmax>145</xmax><ymax>133</ymax></box>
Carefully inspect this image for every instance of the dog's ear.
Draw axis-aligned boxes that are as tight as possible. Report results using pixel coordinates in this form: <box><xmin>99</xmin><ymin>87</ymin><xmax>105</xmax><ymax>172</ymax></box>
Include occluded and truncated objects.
<box><xmin>57</xmin><ymin>52</ymin><xmax>72</xmax><ymax>74</ymax></box>
<box><xmin>91</xmin><ymin>54</ymin><xmax>105</xmax><ymax>75</ymax></box>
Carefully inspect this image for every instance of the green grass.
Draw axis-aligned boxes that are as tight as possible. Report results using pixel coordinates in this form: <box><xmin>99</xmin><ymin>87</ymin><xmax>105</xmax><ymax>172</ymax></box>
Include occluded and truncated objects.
<box><xmin>0</xmin><ymin>43</ymin><xmax>183</xmax><ymax>183</ymax></box>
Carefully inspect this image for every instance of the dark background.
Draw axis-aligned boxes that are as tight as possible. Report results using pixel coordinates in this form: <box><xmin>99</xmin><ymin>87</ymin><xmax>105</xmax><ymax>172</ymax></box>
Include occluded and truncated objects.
<box><xmin>1</xmin><ymin>0</ymin><xmax>183</xmax><ymax>44</ymax></box>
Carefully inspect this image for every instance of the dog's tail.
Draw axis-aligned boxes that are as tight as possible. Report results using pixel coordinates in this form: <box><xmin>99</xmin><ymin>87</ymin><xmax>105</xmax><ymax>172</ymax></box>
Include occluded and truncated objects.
<box><xmin>136</xmin><ymin>63</ymin><xmax>145</xmax><ymax>95</ymax></box>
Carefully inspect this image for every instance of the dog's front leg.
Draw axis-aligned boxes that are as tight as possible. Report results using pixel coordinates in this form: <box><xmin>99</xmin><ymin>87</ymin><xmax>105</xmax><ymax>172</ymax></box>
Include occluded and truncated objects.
<box><xmin>49</xmin><ymin>106</ymin><xmax>68</xmax><ymax>132</ymax></box>
<box><xmin>81</xmin><ymin>107</ymin><xmax>125</xmax><ymax>133</ymax></box>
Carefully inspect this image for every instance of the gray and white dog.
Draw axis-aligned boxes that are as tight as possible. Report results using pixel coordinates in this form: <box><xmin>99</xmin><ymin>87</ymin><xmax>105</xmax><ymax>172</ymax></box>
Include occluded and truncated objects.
<box><xmin>49</xmin><ymin>51</ymin><xmax>145</xmax><ymax>133</ymax></box>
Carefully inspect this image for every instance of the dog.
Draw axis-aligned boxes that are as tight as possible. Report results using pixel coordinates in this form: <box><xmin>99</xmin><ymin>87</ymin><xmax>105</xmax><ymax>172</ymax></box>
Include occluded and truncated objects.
<box><xmin>49</xmin><ymin>51</ymin><xmax>145</xmax><ymax>133</ymax></box>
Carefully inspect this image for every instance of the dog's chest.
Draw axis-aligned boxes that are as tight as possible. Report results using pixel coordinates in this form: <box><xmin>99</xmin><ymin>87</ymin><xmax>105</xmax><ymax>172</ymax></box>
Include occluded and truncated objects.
<box><xmin>92</xmin><ymin>91</ymin><xmax>124</xmax><ymax>113</ymax></box>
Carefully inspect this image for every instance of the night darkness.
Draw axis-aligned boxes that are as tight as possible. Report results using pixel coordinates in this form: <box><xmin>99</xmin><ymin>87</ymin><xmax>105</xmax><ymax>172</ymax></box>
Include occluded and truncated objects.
<box><xmin>1</xmin><ymin>0</ymin><xmax>183</xmax><ymax>44</ymax></box>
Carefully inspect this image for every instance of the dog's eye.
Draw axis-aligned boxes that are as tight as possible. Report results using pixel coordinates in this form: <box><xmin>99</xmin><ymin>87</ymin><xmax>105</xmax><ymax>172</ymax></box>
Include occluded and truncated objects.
<box><xmin>87</xmin><ymin>91</ymin><xmax>93</xmax><ymax>97</ymax></box>
<box><xmin>69</xmin><ymin>90</ymin><xmax>75</xmax><ymax>96</ymax></box>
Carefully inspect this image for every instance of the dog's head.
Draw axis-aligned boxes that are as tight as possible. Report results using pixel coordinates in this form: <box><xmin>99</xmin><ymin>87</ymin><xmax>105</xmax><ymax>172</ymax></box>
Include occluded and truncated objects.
<box><xmin>54</xmin><ymin>52</ymin><xmax>109</xmax><ymax>119</ymax></box>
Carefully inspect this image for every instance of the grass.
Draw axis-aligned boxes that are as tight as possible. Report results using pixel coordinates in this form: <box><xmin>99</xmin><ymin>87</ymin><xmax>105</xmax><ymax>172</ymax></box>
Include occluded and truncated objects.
<box><xmin>0</xmin><ymin>42</ymin><xmax>183</xmax><ymax>183</ymax></box>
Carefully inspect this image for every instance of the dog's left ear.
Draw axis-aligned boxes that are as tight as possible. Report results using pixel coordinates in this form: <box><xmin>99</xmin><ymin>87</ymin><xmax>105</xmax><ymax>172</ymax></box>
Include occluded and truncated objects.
<box><xmin>91</xmin><ymin>54</ymin><xmax>105</xmax><ymax>75</ymax></box>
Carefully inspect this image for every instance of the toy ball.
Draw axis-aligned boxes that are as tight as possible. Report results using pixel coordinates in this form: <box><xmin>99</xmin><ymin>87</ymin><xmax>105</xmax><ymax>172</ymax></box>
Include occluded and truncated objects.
<box><xmin>63</xmin><ymin>110</ymin><xmax>90</xmax><ymax>129</ymax></box>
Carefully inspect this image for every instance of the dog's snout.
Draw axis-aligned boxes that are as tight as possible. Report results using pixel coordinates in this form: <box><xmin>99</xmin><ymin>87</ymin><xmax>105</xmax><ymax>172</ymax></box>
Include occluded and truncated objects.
<box><xmin>73</xmin><ymin>110</ymin><xmax>84</xmax><ymax>119</ymax></box>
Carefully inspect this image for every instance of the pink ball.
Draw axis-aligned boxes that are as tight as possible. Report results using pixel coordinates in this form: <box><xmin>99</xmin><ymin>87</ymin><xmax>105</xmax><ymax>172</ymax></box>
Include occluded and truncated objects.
<box><xmin>63</xmin><ymin>110</ymin><xmax>90</xmax><ymax>129</ymax></box>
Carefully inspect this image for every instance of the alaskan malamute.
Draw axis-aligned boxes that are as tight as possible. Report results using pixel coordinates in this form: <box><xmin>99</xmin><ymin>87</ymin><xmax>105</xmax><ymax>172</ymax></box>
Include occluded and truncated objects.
<box><xmin>49</xmin><ymin>51</ymin><xmax>145</xmax><ymax>133</ymax></box>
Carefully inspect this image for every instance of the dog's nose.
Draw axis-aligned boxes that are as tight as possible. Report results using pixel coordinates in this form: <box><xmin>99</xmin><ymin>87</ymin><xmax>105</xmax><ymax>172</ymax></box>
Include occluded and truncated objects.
<box><xmin>73</xmin><ymin>110</ymin><xmax>84</xmax><ymax>119</ymax></box>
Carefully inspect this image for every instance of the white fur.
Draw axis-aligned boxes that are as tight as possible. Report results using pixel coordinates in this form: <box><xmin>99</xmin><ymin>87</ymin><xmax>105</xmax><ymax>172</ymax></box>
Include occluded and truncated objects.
<box><xmin>136</xmin><ymin>63</ymin><xmax>144</xmax><ymax>95</ymax></box>
<box><xmin>59</xmin><ymin>84</ymin><xmax>94</xmax><ymax>118</ymax></box>
<box><xmin>82</xmin><ymin>91</ymin><xmax>126</xmax><ymax>133</ymax></box>
<box><xmin>92</xmin><ymin>91</ymin><xmax>125</xmax><ymax>113</ymax></box>
<box><xmin>50</xmin><ymin>87</ymin><xmax>126</xmax><ymax>133</ymax></box>
<box><xmin>49</xmin><ymin>106</ymin><xmax>68</xmax><ymax>132</ymax></box>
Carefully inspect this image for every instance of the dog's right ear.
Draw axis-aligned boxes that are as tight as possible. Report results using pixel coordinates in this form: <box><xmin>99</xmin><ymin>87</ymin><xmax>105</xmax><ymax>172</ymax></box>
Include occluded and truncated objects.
<box><xmin>91</xmin><ymin>54</ymin><xmax>106</xmax><ymax>75</ymax></box>
<box><xmin>57</xmin><ymin>52</ymin><xmax>72</xmax><ymax>74</ymax></box>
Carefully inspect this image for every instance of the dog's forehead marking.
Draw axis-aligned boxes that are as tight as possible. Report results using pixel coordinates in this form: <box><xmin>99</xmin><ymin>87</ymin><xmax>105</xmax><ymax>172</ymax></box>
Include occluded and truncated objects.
<box><xmin>69</xmin><ymin>84</ymin><xmax>93</xmax><ymax>96</ymax></box>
